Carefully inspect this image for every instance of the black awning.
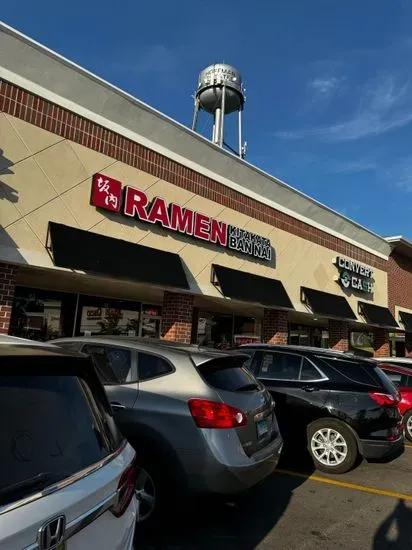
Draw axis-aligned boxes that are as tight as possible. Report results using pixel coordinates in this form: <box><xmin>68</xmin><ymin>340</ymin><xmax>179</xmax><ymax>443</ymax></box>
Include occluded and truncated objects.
<box><xmin>301</xmin><ymin>287</ymin><xmax>357</xmax><ymax>320</ymax></box>
<box><xmin>211</xmin><ymin>264</ymin><xmax>293</xmax><ymax>309</ymax></box>
<box><xmin>358</xmin><ymin>302</ymin><xmax>399</xmax><ymax>329</ymax></box>
<box><xmin>47</xmin><ymin>222</ymin><xmax>190</xmax><ymax>290</ymax></box>
<box><xmin>399</xmin><ymin>311</ymin><xmax>412</xmax><ymax>332</ymax></box>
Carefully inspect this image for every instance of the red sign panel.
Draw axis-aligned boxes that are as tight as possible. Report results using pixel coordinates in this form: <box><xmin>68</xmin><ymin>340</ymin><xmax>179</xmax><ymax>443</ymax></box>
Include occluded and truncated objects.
<box><xmin>90</xmin><ymin>174</ymin><xmax>272</xmax><ymax>261</ymax></box>
<box><xmin>234</xmin><ymin>335</ymin><xmax>261</xmax><ymax>346</ymax></box>
<box><xmin>91</xmin><ymin>173</ymin><xmax>122</xmax><ymax>213</ymax></box>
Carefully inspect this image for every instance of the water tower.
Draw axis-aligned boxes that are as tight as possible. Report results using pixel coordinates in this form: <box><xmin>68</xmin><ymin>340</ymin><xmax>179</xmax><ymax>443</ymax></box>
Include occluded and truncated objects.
<box><xmin>192</xmin><ymin>63</ymin><xmax>246</xmax><ymax>158</ymax></box>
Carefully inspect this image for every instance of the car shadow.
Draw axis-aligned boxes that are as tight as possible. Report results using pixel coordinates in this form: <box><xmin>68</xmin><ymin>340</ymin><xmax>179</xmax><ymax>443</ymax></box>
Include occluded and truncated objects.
<box><xmin>373</xmin><ymin>499</ymin><xmax>412</xmax><ymax>549</ymax></box>
<box><xmin>138</xmin><ymin>452</ymin><xmax>314</xmax><ymax>549</ymax></box>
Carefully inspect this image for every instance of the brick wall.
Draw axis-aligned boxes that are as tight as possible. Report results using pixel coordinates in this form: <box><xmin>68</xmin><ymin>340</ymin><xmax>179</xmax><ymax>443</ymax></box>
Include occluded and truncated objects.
<box><xmin>0</xmin><ymin>263</ymin><xmax>16</xmax><ymax>334</ymax></box>
<box><xmin>161</xmin><ymin>291</ymin><xmax>194</xmax><ymax>344</ymax></box>
<box><xmin>373</xmin><ymin>328</ymin><xmax>390</xmax><ymax>358</ymax></box>
<box><xmin>388</xmin><ymin>251</ymin><xmax>412</xmax><ymax>315</ymax></box>
<box><xmin>328</xmin><ymin>320</ymin><xmax>349</xmax><ymax>352</ymax></box>
<box><xmin>262</xmin><ymin>309</ymin><xmax>289</xmax><ymax>344</ymax></box>
<box><xmin>0</xmin><ymin>79</ymin><xmax>387</xmax><ymax>271</ymax></box>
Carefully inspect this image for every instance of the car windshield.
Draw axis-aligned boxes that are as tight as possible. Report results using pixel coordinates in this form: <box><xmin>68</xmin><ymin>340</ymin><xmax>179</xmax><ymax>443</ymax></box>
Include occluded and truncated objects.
<box><xmin>0</xmin><ymin>374</ymin><xmax>112</xmax><ymax>507</ymax></box>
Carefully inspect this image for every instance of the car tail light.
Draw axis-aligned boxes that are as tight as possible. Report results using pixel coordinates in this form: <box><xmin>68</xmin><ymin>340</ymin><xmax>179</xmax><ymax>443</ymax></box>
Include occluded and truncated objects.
<box><xmin>369</xmin><ymin>392</ymin><xmax>398</xmax><ymax>406</ymax></box>
<box><xmin>188</xmin><ymin>398</ymin><xmax>247</xmax><ymax>429</ymax></box>
<box><xmin>111</xmin><ymin>459</ymin><xmax>137</xmax><ymax>517</ymax></box>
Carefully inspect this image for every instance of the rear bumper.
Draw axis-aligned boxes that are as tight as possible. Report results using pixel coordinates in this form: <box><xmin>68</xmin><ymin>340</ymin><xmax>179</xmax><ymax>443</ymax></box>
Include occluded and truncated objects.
<box><xmin>360</xmin><ymin>436</ymin><xmax>404</xmax><ymax>461</ymax></box>
<box><xmin>186</xmin><ymin>433</ymin><xmax>284</xmax><ymax>495</ymax></box>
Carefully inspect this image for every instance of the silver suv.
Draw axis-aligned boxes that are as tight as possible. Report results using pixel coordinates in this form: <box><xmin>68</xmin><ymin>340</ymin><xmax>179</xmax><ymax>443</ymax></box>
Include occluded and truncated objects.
<box><xmin>53</xmin><ymin>337</ymin><xmax>283</xmax><ymax>525</ymax></box>
<box><xmin>0</xmin><ymin>336</ymin><xmax>137</xmax><ymax>550</ymax></box>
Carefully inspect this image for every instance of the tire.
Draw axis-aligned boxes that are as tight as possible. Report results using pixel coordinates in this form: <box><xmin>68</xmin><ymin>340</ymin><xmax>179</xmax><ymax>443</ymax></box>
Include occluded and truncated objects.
<box><xmin>132</xmin><ymin>452</ymin><xmax>170</xmax><ymax>531</ymax></box>
<box><xmin>307</xmin><ymin>418</ymin><xmax>359</xmax><ymax>474</ymax></box>
<box><xmin>404</xmin><ymin>410</ymin><xmax>412</xmax><ymax>442</ymax></box>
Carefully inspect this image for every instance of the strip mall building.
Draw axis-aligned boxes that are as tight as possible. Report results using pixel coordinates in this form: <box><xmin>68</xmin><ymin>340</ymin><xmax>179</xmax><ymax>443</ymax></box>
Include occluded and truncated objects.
<box><xmin>1</xmin><ymin>23</ymin><xmax>411</xmax><ymax>357</ymax></box>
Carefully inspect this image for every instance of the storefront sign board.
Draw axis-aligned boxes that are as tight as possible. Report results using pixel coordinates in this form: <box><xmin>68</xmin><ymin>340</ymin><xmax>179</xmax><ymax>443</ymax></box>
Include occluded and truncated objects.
<box><xmin>334</xmin><ymin>256</ymin><xmax>373</xmax><ymax>294</ymax></box>
<box><xmin>91</xmin><ymin>174</ymin><xmax>272</xmax><ymax>261</ymax></box>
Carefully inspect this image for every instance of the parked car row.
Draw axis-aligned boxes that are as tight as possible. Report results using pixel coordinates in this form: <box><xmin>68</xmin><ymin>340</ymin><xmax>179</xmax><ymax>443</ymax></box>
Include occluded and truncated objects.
<box><xmin>0</xmin><ymin>334</ymin><xmax>407</xmax><ymax>550</ymax></box>
<box><xmin>51</xmin><ymin>336</ymin><xmax>284</xmax><ymax>526</ymax></box>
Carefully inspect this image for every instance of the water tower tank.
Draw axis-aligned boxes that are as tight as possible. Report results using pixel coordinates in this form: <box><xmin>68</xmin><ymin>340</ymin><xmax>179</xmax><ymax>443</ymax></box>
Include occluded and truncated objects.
<box><xmin>196</xmin><ymin>64</ymin><xmax>245</xmax><ymax>114</ymax></box>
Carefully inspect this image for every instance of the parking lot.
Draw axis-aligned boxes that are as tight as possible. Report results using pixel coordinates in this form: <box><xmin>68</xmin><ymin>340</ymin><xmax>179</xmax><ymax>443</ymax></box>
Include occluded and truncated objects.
<box><xmin>139</xmin><ymin>444</ymin><xmax>412</xmax><ymax>549</ymax></box>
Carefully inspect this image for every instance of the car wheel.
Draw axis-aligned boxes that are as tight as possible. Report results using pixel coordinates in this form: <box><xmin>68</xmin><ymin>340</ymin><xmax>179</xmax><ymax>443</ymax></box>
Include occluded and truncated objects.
<box><xmin>404</xmin><ymin>410</ymin><xmax>412</xmax><ymax>442</ymax></box>
<box><xmin>133</xmin><ymin>453</ymin><xmax>168</xmax><ymax>530</ymax></box>
<box><xmin>307</xmin><ymin>418</ymin><xmax>358</xmax><ymax>474</ymax></box>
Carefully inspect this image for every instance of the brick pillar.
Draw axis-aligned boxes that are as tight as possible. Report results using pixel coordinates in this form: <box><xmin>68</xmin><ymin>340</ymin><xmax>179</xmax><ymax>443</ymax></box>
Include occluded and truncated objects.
<box><xmin>373</xmin><ymin>328</ymin><xmax>390</xmax><ymax>358</ymax></box>
<box><xmin>0</xmin><ymin>263</ymin><xmax>17</xmax><ymax>334</ymax></box>
<box><xmin>161</xmin><ymin>291</ymin><xmax>194</xmax><ymax>344</ymax></box>
<box><xmin>262</xmin><ymin>309</ymin><xmax>288</xmax><ymax>344</ymax></box>
<box><xmin>328</xmin><ymin>320</ymin><xmax>349</xmax><ymax>352</ymax></box>
<box><xmin>405</xmin><ymin>333</ymin><xmax>412</xmax><ymax>357</ymax></box>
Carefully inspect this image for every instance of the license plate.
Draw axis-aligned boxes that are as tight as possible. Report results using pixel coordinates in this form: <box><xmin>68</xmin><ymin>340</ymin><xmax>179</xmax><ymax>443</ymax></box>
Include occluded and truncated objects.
<box><xmin>257</xmin><ymin>418</ymin><xmax>269</xmax><ymax>438</ymax></box>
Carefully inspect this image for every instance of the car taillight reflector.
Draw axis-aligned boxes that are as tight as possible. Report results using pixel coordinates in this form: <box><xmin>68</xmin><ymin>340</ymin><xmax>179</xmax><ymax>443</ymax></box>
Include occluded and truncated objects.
<box><xmin>369</xmin><ymin>392</ymin><xmax>398</xmax><ymax>406</ymax></box>
<box><xmin>188</xmin><ymin>398</ymin><xmax>247</xmax><ymax>429</ymax></box>
<box><xmin>111</xmin><ymin>459</ymin><xmax>137</xmax><ymax>517</ymax></box>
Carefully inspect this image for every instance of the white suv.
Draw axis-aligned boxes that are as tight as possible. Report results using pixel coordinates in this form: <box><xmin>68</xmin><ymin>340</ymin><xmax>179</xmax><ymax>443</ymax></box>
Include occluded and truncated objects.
<box><xmin>0</xmin><ymin>336</ymin><xmax>137</xmax><ymax>550</ymax></box>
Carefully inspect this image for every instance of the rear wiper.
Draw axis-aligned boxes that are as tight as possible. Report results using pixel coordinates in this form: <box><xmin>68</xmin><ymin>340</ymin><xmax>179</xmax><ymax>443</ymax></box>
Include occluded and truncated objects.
<box><xmin>235</xmin><ymin>383</ymin><xmax>260</xmax><ymax>392</ymax></box>
<box><xmin>0</xmin><ymin>472</ymin><xmax>51</xmax><ymax>502</ymax></box>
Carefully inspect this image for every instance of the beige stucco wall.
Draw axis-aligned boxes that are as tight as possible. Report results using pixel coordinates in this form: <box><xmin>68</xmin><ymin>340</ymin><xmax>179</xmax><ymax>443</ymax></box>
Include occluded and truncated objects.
<box><xmin>0</xmin><ymin>113</ymin><xmax>388</xmax><ymax>320</ymax></box>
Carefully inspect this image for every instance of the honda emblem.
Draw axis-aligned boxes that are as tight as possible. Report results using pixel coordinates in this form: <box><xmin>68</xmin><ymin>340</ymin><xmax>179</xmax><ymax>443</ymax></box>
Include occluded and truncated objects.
<box><xmin>38</xmin><ymin>515</ymin><xmax>66</xmax><ymax>550</ymax></box>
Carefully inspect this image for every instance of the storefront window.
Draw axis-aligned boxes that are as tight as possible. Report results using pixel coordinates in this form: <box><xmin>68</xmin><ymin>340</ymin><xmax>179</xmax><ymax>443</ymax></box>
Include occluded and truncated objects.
<box><xmin>10</xmin><ymin>289</ymin><xmax>162</xmax><ymax>341</ymax></box>
<box><xmin>141</xmin><ymin>304</ymin><xmax>162</xmax><ymax>338</ymax></box>
<box><xmin>196</xmin><ymin>312</ymin><xmax>261</xmax><ymax>348</ymax></box>
<box><xmin>76</xmin><ymin>296</ymin><xmax>141</xmax><ymax>337</ymax></box>
<box><xmin>9</xmin><ymin>287</ymin><xmax>77</xmax><ymax>341</ymax></box>
<box><xmin>289</xmin><ymin>324</ymin><xmax>329</xmax><ymax>348</ymax></box>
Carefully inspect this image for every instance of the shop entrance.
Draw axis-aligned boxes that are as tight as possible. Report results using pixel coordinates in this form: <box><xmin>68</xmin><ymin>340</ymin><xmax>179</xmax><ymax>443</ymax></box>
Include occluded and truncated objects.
<box><xmin>195</xmin><ymin>310</ymin><xmax>261</xmax><ymax>349</ymax></box>
<box><xmin>288</xmin><ymin>324</ymin><xmax>329</xmax><ymax>348</ymax></box>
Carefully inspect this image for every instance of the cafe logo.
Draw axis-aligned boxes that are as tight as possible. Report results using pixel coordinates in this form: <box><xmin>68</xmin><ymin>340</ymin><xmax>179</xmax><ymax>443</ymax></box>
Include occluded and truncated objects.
<box><xmin>334</xmin><ymin>256</ymin><xmax>373</xmax><ymax>294</ymax></box>
<box><xmin>91</xmin><ymin>173</ymin><xmax>272</xmax><ymax>261</ymax></box>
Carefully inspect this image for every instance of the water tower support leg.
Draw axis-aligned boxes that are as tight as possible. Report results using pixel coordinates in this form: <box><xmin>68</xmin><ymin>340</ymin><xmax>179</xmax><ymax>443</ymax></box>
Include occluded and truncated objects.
<box><xmin>192</xmin><ymin>99</ymin><xmax>200</xmax><ymax>131</ymax></box>
<box><xmin>219</xmin><ymin>85</ymin><xmax>226</xmax><ymax>147</ymax></box>
<box><xmin>238</xmin><ymin>109</ymin><xmax>242</xmax><ymax>158</ymax></box>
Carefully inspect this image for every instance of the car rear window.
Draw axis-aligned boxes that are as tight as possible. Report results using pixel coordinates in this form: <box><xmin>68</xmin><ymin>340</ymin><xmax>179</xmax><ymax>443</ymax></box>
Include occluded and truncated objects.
<box><xmin>197</xmin><ymin>356</ymin><xmax>260</xmax><ymax>392</ymax></box>
<box><xmin>317</xmin><ymin>357</ymin><xmax>397</xmax><ymax>392</ymax></box>
<box><xmin>0</xmin><ymin>374</ymin><xmax>114</xmax><ymax>507</ymax></box>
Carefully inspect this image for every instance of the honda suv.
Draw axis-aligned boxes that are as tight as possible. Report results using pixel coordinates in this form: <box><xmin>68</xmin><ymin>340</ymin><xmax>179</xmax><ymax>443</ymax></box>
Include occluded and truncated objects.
<box><xmin>0</xmin><ymin>336</ymin><xmax>137</xmax><ymax>550</ymax></box>
<box><xmin>238</xmin><ymin>344</ymin><xmax>403</xmax><ymax>474</ymax></box>
<box><xmin>52</xmin><ymin>336</ymin><xmax>283</xmax><ymax>525</ymax></box>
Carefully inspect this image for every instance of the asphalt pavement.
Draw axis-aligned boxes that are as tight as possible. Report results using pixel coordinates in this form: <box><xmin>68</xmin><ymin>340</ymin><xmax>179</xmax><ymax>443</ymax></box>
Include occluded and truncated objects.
<box><xmin>138</xmin><ymin>444</ymin><xmax>412</xmax><ymax>549</ymax></box>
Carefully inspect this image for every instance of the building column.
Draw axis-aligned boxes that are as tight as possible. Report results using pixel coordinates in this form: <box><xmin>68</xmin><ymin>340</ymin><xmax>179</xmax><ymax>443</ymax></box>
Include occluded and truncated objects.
<box><xmin>0</xmin><ymin>263</ymin><xmax>17</xmax><ymax>334</ymax></box>
<box><xmin>405</xmin><ymin>333</ymin><xmax>412</xmax><ymax>357</ymax></box>
<box><xmin>328</xmin><ymin>320</ymin><xmax>349</xmax><ymax>352</ymax></box>
<box><xmin>373</xmin><ymin>328</ymin><xmax>390</xmax><ymax>358</ymax></box>
<box><xmin>161</xmin><ymin>291</ymin><xmax>194</xmax><ymax>344</ymax></box>
<box><xmin>262</xmin><ymin>309</ymin><xmax>288</xmax><ymax>344</ymax></box>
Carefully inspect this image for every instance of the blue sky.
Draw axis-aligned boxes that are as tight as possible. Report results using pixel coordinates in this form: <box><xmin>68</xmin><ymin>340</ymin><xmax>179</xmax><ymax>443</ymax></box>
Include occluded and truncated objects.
<box><xmin>3</xmin><ymin>1</ymin><xmax>412</xmax><ymax>239</ymax></box>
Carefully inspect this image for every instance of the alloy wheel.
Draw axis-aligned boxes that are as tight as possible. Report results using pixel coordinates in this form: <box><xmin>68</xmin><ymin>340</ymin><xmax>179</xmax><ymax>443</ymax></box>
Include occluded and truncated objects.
<box><xmin>311</xmin><ymin>428</ymin><xmax>348</xmax><ymax>467</ymax></box>
<box><xmin>135</xmin><ymin>466</ymin><xmax>156</xmax><ymax>523</ymax></box>
<box><xmin>406</xmin><ymin>415</ymin><xmax>412</xmax><ymax>440</ymax></box>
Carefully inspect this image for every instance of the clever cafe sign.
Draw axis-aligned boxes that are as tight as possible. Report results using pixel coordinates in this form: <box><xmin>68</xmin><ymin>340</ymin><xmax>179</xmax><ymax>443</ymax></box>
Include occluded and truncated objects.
<box><xmin>90</xmin><ymin>173</ymin><xmax>272</xmax><ymax>261</ymax></box>
<box><xmin>334</xmin><ymin>256</ymin><xmax>373</xmax><ymax>294</ymax></box>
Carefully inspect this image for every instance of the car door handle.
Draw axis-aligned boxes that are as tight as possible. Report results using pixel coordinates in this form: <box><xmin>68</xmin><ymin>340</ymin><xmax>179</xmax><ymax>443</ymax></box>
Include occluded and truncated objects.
<box><xmin>302</xmin><ymin>385</ymin><xmax>318</xmax><ymax>392</ymax></box>
<box><xmin>110</xmin><ymin>401</ymin><xmax>126</xmax><ymax>410</ymax></box>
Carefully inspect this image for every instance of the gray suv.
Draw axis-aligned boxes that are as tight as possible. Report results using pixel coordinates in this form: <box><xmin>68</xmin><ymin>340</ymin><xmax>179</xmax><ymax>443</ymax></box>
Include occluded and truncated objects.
<box><xmin>53</xmin><ymin>336</ymin><xmax>283</xmax><ymax>525</ymax></box>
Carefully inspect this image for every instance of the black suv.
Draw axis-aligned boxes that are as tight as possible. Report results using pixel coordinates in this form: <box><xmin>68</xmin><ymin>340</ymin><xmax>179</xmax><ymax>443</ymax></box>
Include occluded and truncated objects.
<box><xmin>238</xmin><ymin>344</ymin><xmax>404</xmax><ymax>474</ymax></box>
